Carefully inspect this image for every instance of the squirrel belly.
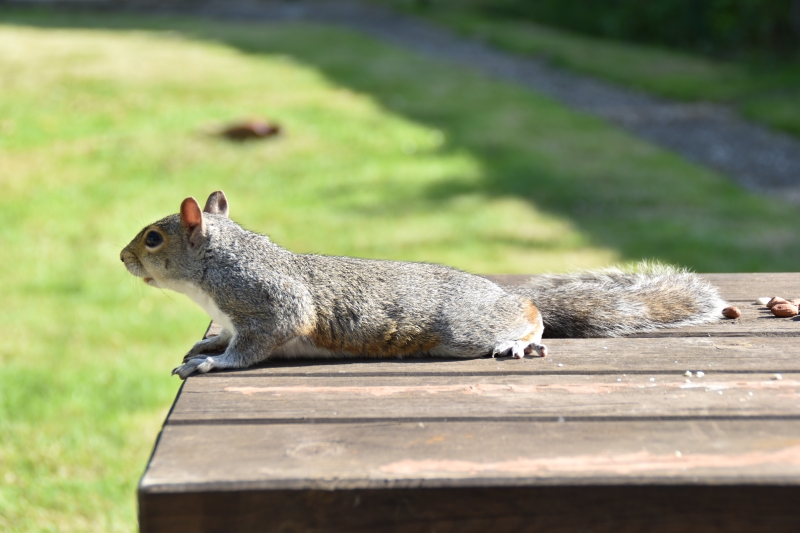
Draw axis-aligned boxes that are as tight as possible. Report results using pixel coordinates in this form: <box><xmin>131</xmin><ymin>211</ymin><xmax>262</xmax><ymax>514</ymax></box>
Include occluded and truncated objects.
<box><xmin>121</xmin><ymin>191</ymin><xmax>724</xmax><ymax>379</ymax></box>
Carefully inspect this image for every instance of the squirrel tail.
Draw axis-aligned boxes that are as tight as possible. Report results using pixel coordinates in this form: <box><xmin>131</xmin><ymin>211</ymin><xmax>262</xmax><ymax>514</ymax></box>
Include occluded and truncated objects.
<box><xmin>507</xmin><ymin>262</ymin><xmax>726</xmax><ymax>338</ymax></box>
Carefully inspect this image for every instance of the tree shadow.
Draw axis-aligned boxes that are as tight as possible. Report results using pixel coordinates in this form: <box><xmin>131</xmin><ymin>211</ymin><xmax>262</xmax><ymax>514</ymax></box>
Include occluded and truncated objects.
<box><xmin>4</xmin><ymin>6</ymin><xmax>799</xmax><ymax>272</ymax></box>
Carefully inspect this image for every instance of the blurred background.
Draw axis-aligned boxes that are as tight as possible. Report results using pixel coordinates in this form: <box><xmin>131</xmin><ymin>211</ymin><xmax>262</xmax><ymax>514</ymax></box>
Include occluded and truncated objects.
<box><xmin>0</xmin><ymin>0</ymin><xmax>798</xmax><ymax>530</ymax></box>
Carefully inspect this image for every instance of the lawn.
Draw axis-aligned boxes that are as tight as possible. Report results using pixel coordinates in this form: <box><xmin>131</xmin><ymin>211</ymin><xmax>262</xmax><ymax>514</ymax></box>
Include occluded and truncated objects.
<box><xmin>374</xmin><ymin>0</ymin><xmax>800</xmax><ymax>137</ymax></box>
<box><xmin>1</xmin><ymin>7</ymin><xmax>800</xmax><ymax>532</ymax></box>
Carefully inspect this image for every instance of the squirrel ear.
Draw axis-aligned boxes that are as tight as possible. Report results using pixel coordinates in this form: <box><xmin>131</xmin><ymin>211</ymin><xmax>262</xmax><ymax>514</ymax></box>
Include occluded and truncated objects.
<box><xmin>203</xmin><ymin>190</ymin><xmax>229</xmax><ymax>218</ymax></box>
<box><xmin>180</xmin><ymin>197</ymin><xmax>206</xmax><ymax>249</ymax></box>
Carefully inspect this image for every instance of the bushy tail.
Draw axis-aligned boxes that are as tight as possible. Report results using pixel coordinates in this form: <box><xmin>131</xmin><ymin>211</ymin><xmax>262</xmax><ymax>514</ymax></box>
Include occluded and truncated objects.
<box><xmin>506</xmin><ymin>262</ymin><xmax>727</xmax><ymax>338</ymax></box>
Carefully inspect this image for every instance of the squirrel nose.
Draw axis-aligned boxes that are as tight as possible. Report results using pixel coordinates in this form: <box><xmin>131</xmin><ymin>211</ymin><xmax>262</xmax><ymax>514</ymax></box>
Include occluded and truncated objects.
<box><xmin>120</xmin><ymin>251</ymin><xmax>125</xmax><ymax>262</ymax></box>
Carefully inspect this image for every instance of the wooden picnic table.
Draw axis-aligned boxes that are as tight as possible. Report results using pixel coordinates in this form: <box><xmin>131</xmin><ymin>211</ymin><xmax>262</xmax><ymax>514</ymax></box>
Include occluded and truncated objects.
<box><xmin>138</xmin><ymin>273</ymin><xmax>800</xmax><ymax>532</ymax></box>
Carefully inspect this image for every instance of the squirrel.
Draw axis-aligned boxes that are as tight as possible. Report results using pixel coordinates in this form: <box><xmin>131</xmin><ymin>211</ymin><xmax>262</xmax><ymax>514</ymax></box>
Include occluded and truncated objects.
<box><xmin>120</xmin><ymin>191</ymin><xmax>727</xmax><ymax>379</ymax></box>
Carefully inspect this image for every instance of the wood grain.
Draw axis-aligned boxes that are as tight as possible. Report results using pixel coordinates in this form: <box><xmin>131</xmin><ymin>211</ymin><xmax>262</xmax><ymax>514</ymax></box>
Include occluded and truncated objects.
<box><xmin>170</xmin><ymin>371</ymin><xmax>800</xmax><ymax>422</ymax></box>
<box><xmin>627</xmin><ymin>303</ymin><xmax>800</xmax><ymax>337</ymax></box>
<box><xmin>193</xmin><ymin>336</ymin><xmax>800</xmax><ymax>377</ymax></box>
<box><xmin>141</xmin><ymin>420</ymin><xmax>800</xmax><ymax>491</ymax></box>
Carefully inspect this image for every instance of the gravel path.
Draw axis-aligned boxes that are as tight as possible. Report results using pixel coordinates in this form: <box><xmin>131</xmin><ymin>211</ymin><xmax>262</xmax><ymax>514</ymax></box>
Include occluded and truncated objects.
<box><xmin>16</xmin><ymin>0</ymin><xmax>800</xmax><ymax>198</ymax></box>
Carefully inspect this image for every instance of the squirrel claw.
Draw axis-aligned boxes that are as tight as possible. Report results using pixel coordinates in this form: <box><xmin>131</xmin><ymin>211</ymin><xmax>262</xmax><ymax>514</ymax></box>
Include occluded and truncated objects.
<box><xmin>173</xmin><ymin>355</ymin><xmax>234</xmax><ymax>379</ymax></box>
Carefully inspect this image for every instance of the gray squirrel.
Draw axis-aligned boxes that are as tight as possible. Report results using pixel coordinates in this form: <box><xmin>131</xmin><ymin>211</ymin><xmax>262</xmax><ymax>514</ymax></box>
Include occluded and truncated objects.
<box><xmin>120</xmin><ymin>191</ymin><xmax>726</xmax><ymax>379</ymax></box>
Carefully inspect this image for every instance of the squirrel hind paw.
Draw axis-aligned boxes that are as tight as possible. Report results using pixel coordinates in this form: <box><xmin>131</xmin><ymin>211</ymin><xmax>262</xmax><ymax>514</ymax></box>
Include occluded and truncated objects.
<box><xmin>492</xmin><ymin>340</ymin><xmax>547</xmax><ymax>359</ymax></box>
<box><xmin>526</xmin><ymin>342</ymin><xmax>548</xmax><ymax>358</ymax></box>
<box><xmin>491</xmin><ymin>340</ymin><xmax>517</xmax><ymax>358</ymax></box>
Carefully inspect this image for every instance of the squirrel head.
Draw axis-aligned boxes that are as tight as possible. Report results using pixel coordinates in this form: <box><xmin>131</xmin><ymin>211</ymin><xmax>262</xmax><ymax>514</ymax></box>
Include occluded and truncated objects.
<box><xmin>120</xmin><ymin>191</ymin><xmax>229</xmax><ymax>288</ymax></box>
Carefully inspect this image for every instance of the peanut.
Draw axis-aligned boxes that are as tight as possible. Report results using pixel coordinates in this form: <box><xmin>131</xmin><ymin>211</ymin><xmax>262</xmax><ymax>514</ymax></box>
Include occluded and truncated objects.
<box><xmin>767</xmin><ymin>297</ymin><xmax>788</xmax><ymax>308</ymax></box>
<box><xmin>771</xmin><ymin>303</ymin><xmax>798</xmax><ymax>317</ymax></box>
<box><xmin>722</xmin><ymin>306</ymin><xmax>741</xmax><ymax>319</ymax></box>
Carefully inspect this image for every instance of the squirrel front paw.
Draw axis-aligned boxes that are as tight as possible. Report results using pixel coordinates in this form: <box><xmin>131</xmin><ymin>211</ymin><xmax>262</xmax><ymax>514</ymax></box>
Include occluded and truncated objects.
<box><xmin>172</xmin><ymin>353</ymin><xmax>241</xmax><ymax>379</ymax></box>
<box><xmin>173</xmin><ymin>356</ymin><xmax>215</xmax><ymax>379</ymax></box>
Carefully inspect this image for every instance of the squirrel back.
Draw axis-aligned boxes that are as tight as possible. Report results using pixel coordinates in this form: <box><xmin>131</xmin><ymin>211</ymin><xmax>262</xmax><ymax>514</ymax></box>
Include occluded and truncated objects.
<box><xmin>508</xmin><ymin>263</ymin><xmax>726</xmax><ymax>338</ymax></box>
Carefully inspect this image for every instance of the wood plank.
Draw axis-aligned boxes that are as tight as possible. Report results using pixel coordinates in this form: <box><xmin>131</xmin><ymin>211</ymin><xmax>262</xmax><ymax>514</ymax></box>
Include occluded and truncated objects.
<box><xmin>139</xmin><ymin>485</ymin><xmax>800</xmax><ymax>533</ymax></box>
<box><xmin>141</xmin><ymin>420</ymin><xmax>800</xmax><ymax>491</ymax></box>
<box><xmin>191</xmin><ymin>336</ymin><xmax>800</xmax><ymax>376</ymax></box>
<box><xmin>485</xmin><ymin>273</ymin><xmax>800</xmax><ymax>303</ymax></box>
<box><xmin>170</xmin><ymin>372</ymin><xmax>800</xmax><ymax>422</ymax></box>
<box><xmin>627</xmin><ymin>303</ymin><xmax>800</xmax><ymax>337</ymax></box>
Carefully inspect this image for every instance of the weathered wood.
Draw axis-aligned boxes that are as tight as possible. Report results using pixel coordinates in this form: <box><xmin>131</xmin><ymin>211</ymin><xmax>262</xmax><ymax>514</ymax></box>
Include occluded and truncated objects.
<box><xmin>170</xmin><ymin>372</ymin><xmax>799</xmax><ymax>422</ymax></box>
<box><xmin>625</xmin><ymin>303</ymin><xmax>800</xmax><ymax>337</ymax></box>
<box><xmin>193</xmin><ymin>336</ymin><xmax>800</xmax><ymax>376</ymax></box>
<box><xmin>141</xmin><ymin>420</ymin><xmax>800</xmax><ymax>491</ymax></box>
<box><xmin>138</xmin><ymin>418</ymin><xmax>800</xmax><ymax>533</ymax></box>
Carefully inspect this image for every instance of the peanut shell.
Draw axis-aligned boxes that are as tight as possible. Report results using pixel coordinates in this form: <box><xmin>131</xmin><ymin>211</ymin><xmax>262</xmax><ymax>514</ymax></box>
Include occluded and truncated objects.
<box><xmin>771</xmin><ymin>303</ymin><xmax>798</xmax><ymax>317</ymax></box>
<box><xmin>767</xmin><ymin>297</ymin><xmax>788</xmax><ymax>308</ymax></box>
<box><xmin>722</xmin><ymin>306</ymin><xmax>741</xmax><ymax>319</ymax></box>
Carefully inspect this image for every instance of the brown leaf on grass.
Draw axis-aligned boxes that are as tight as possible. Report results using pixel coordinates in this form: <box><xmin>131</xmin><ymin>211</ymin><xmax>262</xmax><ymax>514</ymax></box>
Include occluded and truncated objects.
<box><xmin>217</xmin><ymin>119</ymin><xmax>281</xmax><ymax>141</ymax></box>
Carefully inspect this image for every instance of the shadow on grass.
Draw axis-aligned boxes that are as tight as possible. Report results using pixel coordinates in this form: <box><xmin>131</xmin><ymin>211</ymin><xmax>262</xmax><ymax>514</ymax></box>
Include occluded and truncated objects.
<box><xmin>5</xmin><ymin>6</ymin><xmax>799</xmax><ymax>272</ymax></box>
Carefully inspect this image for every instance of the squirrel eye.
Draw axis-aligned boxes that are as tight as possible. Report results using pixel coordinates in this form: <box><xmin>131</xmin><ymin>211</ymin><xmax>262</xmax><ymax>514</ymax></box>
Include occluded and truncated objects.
<box><xmin>145</xmin><ymin>231</ymin><xmax>163</xmax><ymax>249</ymax></box>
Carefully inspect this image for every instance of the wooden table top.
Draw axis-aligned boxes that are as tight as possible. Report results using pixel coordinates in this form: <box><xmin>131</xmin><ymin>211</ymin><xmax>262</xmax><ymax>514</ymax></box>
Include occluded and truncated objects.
<box><xmin>138</xmin><ymin>274</ymin><xmax>800</xmax><ymax>533</ymax></box>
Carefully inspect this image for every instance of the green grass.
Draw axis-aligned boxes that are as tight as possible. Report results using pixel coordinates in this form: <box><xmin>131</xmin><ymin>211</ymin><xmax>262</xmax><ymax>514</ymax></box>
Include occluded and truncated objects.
<box><xmin>2</xmin><ymin>7</ymin><xmax>800</xmax><ymax>532</ymax></box>
<box><xmin>372</xmin><ymin>0</ymin><xmax>800</xmax><ymax>137</ymax></box>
